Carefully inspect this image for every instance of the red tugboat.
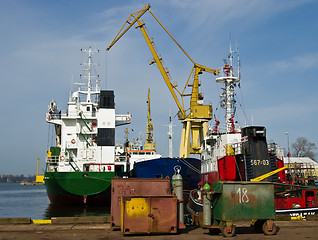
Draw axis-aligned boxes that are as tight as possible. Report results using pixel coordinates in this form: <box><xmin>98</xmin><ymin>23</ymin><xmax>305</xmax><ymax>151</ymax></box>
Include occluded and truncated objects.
<box><xmin>188</xmin><ymin>46</ymin><xmax>318</xmax><ymax>217</ymax></box>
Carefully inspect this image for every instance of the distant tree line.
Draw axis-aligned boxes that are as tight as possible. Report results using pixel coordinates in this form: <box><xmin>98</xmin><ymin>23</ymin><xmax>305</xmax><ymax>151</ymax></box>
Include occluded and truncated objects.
<box><xmin>291</xmin><ymin>137</ymin><xmax>317</xmax><ymax>161</ymax></box>
<box><xmin>0</xmin><ymin>175</ymin><xmax>36</xmax><ymax>183</ymax></box>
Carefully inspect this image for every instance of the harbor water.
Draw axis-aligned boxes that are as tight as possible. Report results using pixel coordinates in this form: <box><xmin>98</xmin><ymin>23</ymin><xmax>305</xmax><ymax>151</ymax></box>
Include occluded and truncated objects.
<box><xmin>0</xmin><ymin>183</ymin><xmax>109</xmax><ymax>220</ymax></box>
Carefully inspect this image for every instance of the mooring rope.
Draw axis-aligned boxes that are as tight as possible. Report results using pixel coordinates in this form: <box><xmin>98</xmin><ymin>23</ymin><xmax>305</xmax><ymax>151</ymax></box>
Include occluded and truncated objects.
<box><xmin>179</xmin><ymin>158</ymin><xmax>201</xmax><ymax>174</ymax></box>
<box><xmin>84</xmin><ymin>175</ymin><xmax>112</xmax><ymax>182</ymax></box>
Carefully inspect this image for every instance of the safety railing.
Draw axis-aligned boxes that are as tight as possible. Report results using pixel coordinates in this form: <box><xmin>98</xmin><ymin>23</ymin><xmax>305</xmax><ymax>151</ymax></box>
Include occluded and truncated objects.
<box><xmin>46</xmin><ymin>110</ymin><xmax>96</xmax><ymax>120</ymax></box>
<box><xmin>115</xmin><ymin>155</ymin><xmax>129</xmax><ymax>162</ymax></box>
<box><xmin>47</xmin><ymin>156</ymin><xmax>59</xmax><ymax>165</ymax></box>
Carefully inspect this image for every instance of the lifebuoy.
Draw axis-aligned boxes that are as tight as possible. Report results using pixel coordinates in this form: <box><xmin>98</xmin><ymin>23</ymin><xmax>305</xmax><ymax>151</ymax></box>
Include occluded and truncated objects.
<box><xmin>60</xmin><ymin>156</ymin><xmax>65</xmax><ymax>161</ymax></box>
<box><xmin>71</xmin><ymin>139</ymin><xmax>76</xmax><ymax>144</ymax></box>
<box><xmin>46</xmin><ymin>114</ymin><xmax>51</xmax><ymax>121</ymax></box>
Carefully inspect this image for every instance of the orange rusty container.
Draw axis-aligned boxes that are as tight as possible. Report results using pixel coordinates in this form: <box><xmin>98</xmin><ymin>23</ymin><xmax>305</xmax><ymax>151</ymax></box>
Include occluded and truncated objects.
<box><xmin>121</xmin><ymin>195</ymin><xmax>178</xmax><ymax>234</ymax></box>
<box><xmin>111</xmin><ymin>178</ymin><xmax>171</xmax><ymax>229</ymax></box>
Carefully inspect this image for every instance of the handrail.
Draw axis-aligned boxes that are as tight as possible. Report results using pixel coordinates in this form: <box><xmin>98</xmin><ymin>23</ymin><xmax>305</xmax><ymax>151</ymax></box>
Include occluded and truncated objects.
<box><xmin>46</xmin><ymin>156</ymin><xmax>59</xmax><ymax>164</ymax></box>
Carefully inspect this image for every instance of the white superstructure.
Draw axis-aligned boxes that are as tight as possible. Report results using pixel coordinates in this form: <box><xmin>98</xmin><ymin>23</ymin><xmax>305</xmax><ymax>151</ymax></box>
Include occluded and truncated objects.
<box><xmin>115</xmin><ymin>131</ymin><xmax>162</xmax><ymax>167</ymax></box>
<box><xmin>45</xmin><ymin>47</ymin><xmax>131</xmax><ymax>173</ymax></box>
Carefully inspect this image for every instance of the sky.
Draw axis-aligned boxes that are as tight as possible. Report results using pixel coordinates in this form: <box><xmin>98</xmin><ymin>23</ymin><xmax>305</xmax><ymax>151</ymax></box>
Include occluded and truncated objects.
<box><xmin>1</xmin><ymin>0</ymin><xmax>317</xmax><ymax>175</ymax></box>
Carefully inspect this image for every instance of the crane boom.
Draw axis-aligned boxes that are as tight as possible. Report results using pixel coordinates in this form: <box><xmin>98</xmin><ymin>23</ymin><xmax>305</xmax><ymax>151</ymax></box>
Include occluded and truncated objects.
<box><xmin>106</xmin><ymin>4</ymin><xmax>219</xmax><ymax>157</ymax></box>
<box><xmin>106</xmin><ymin>5</ymin><xmax>185</xmax><ymax>118</ymax></box>
<box><xmin>106</xmin><ymin>4</ymin><xmax>150</xmax><ymax>51</ymax></box>
<box><xmin>148</xmin><ymin>10</ymin><xmax>218</xmax><ymax>76</ymax></box>
<box><xmin>136</xmin><ymin>20</ymin><xmax>186</xmax><ymax>118</ymax></box>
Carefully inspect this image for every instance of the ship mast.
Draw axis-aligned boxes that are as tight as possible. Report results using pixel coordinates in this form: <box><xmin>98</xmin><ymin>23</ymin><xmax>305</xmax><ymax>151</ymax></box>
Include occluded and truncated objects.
<box><xmin>168</xmin><ymin>116</ymin><xmax>173</xmax><ymax>158</ymax></box>
<box><xmin>216</xmin><ymin>43</ymin><xmax>240</xmax><ymax>133</ymax></box>
<box><xmin>164</xmin><ymin>107</ymin><xmax>175</xmax><ymax>158</ymax></box>
<box><xmin>80</xmin><ymin>47</ymin><xmax>100</xmax><ymax>103</ymax></box>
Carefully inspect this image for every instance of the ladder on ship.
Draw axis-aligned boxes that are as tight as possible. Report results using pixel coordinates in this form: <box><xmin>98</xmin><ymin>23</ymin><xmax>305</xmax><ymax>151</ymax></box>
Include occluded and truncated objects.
<box><xmin>79</xmin><ymin>111</ymin><xmax>93</xmax><ymax>147</ymax></box>
<box><xmin>65</xmin><ymin>149</ymin><xmax>80</xmax><ymax>172</ymax></box>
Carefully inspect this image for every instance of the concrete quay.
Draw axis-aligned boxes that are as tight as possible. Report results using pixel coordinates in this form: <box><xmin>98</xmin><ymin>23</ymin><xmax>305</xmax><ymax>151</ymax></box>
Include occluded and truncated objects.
<box><xmin>0</xmin><ymin>217</ymin><xmax>317</xmax><ymax>240</ymax></box>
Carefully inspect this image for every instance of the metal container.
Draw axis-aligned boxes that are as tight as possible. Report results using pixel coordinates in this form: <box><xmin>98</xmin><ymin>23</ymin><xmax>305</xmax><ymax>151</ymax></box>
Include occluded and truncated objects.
<box><xmin>111</xmin><ymin>178</ymin><xmax>171</xmax><ymax>228</ymax></box>
<box><xmin>211</xmin><ymin>181</ymin><xmax>275</xmax><ymax>221</ymax></box>
<box><xmin>121</xmin><ymin>195</ymin><xmax>178</xmax><ymax>234</ymax></box>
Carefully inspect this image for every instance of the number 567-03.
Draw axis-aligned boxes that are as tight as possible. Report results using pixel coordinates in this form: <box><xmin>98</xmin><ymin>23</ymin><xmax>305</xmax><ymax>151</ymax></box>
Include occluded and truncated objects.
<box><xmin>250</xmin><ymin>159</ymin><xmax>269</xmax><ymax>166</ymax></box>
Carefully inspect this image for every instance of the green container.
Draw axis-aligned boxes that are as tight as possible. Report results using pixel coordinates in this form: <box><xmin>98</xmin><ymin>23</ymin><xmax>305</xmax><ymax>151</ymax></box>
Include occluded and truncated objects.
<box><xmin>211</xmin><ymin>181</ymin><xmax>275</xmax><ymax>221</ymax></box>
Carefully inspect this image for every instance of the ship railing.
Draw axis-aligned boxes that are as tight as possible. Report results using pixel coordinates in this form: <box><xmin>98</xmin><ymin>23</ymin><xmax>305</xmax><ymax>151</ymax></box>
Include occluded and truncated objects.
<box><xmin>47</xmin><ymin>156</ymin><xmax>59</xmax><ymax>165</ymax></box>
<box><xmin>46</xmin><ymin>110</ymin><xmax>97</xmax><ymax>119</ymax></box>
<box><xmin>72</xmin><ymin>86</ymin><xmax>100</xmax><ymax>93</ymax></box>
<box><xmin>46</xmin><ymin>113</ymin><xmax>62</xmax><ymax>121</ymax></box>
<box><xmin>64</xmin><ymin>111</ymin><xmax>76</xmax><ymax>117</ymax></box>
<box><xmin>233</xmin><ymin>142</ymin><xmax>242</xmax><ymax>155</ymax></box>
<box><xmin>115</xmin><ymin>155</ymin><xmax>129</xmax><ymax>162</ymax></box>
<box><xmin>225</xmin><ymin>142</ymin><xmax>242</xmax><ymax>156</ymax></box>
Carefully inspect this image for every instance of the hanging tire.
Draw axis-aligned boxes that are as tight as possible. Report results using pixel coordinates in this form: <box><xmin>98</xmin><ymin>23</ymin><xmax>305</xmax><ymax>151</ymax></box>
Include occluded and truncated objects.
<box><xmin>262</xmin><ymin>221</ymin><xmax>277</xmax><ymax>235</ymax></box>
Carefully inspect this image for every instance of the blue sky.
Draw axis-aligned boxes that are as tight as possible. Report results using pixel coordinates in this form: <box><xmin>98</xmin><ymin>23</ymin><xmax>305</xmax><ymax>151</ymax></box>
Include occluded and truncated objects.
<box><xmin>1</xmin><ymin>0</ymin><xmax>317</xmax><ymax>175</ymax></box>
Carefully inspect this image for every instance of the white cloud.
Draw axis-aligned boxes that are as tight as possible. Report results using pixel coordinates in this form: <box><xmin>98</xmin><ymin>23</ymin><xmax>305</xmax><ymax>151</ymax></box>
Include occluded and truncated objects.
<box><xmin>271</xmin><ymin>52</ymin><xmax>318</xmax><ymax>73</ymax></box>
<box><xmin>165</xmin><ymin>0</ymin><xmax>313</xmax><ymax>30</ymax></box>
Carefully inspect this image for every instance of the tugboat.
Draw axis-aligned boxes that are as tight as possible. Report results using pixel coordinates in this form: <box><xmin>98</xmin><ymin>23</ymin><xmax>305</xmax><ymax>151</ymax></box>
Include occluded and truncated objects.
<box><xmin>44</xmin><ymin>47</ymin><xmax>132</xmax><ymax>206</ymax></box>
<box><xmin>188</xmin><ymin>45</ymin><xmax>318</xmax><ymax>217</ymax></box>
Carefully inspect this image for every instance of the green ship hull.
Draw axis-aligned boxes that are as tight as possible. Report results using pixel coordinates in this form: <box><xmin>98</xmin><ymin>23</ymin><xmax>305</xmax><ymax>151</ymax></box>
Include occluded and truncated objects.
<box><xmin>44</xmin><ymin>171</ymin><xmax>115</xmax><ymax>206</ymax></box>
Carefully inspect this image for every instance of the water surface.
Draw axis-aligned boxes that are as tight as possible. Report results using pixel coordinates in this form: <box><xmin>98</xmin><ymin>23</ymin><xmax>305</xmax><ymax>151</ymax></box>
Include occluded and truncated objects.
<box><xmin>0</xmin><ymin>183</ymin><xmax>109</xmax><ymax>219</ymax></box>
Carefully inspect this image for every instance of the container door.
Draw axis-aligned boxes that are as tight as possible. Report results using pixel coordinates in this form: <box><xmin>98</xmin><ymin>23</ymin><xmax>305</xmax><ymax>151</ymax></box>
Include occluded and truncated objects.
<box><xmin>233</xmin><ymin>183</ymin><xmax>275</xmax><ymax>220</ymax></box>
<box><xmin>150</xmin><ymin>196</ymin><xmax>178</xmax><ymax>233</ymax></box>
<box><xmin>122</xmin><ymin>197</ymin><xmax>151</xmax><ymax>234</ymax></box>
<box><xmin>233</xmin><ymin>184</ymin><xmax>255</xmax><ymax>220</ymax></box>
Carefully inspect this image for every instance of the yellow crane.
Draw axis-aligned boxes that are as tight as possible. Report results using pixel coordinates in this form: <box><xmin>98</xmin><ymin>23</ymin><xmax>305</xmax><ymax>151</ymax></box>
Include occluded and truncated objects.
<box><xmin>144</xmin><ymin>89</ymin><xmax>156</xmax><ymax>150</ymax></box>
<box><xmin>107</xmin><ymin>4</ymin><xmax>219</xmax><ymax>158</ymax></box>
